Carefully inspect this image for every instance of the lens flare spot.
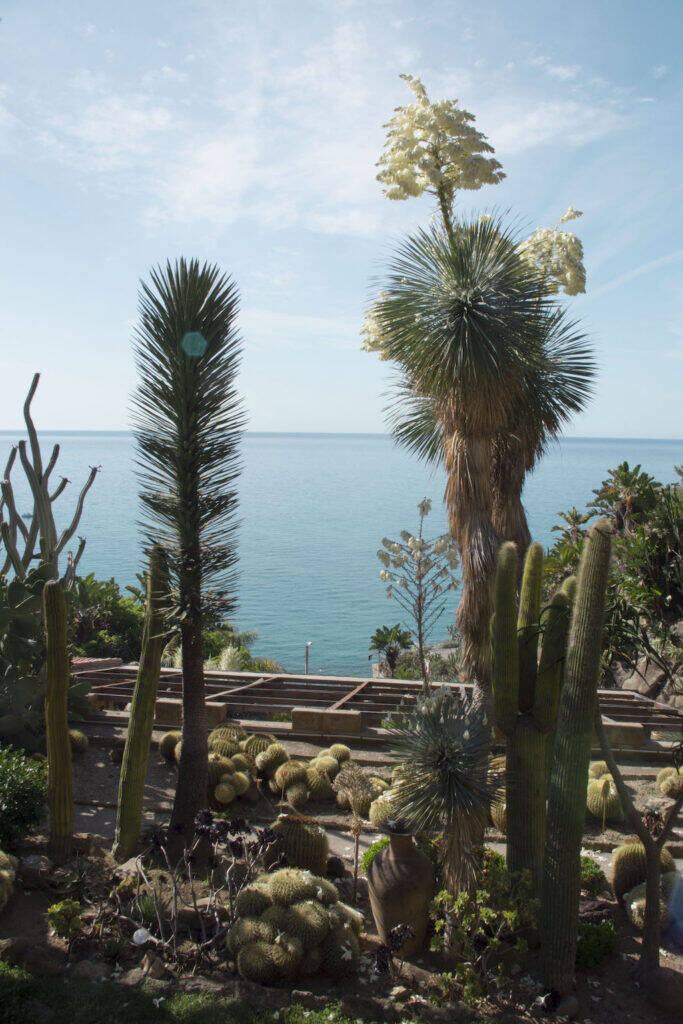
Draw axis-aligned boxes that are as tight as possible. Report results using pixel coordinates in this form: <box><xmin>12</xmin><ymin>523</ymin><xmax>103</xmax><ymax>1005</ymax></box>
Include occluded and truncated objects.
<box><xmin>182</xmin><ymin>331</ymin><xmax>208</xmax><ymax>357</ymax></box>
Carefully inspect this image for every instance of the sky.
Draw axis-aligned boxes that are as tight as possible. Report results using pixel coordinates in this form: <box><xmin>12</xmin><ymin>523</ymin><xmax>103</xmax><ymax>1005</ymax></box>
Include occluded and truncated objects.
<box><xmin>0</xmin><ymin>0</ymin><xmax>681</xmax><ymax>437</ymax></box>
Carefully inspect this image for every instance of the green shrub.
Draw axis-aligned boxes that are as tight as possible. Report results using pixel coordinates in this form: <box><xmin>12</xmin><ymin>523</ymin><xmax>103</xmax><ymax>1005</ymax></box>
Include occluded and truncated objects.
<box><xmin>0</xmin><ymin>745</ymin><xmax>47</xmax><ymax>846</ymax></box>
<box><xmin>430</xmin><ymin>849</ymin><xmax>537</xmax><ymax>1004</ymax></box>
<box><xmin>580</xmin><ymin>855</ymin><xmax>608</xmax><ymax>897</ymax></box>
<box><xmin>575</xmin><ymin>919</ymin><xmax>619</xmax><ymax>969</ymax></box>
<box><xmin>47</xmin><ymin>899</ymin><xmax>84</xmax><ymax>939</ymax></box>
<box><xmin>361</xmin><ymin>837</ymin><xmax>390</xmax><ymax>873</ymax></box>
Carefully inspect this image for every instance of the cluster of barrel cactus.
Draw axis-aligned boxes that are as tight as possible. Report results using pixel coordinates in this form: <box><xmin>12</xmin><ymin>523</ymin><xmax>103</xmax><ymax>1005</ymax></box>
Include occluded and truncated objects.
<box><xmin>586</xmin><ymin>763</ymin><xmax>624</xmax><ymax>827</ymax></box>
<box><xmin>0</xmin><ymin>849</ymin><xmax>17</xmax><ymax>913</ymax></box>
<box><xmin>611</xmin><ymin>841</ymin><xmax>676</xmax><ymax>902</ymax></box>
<box><xmin>69</xmin><ymin>729</ymin><xmax>89</xmax><ymax>758</ymax></box>
<box><xmin>158</xmin><ymin>724</ymin><xmax>261</xmax><ymax>808</ymax></box>
<box><xmin>623</xmin><ymin>871</ymin><xmax>681</xmax><ymax>934</ymax></box>
<box><xmin>269</xmin><ymin>814</ymin><xmax>330</xmax><ymax>874</ymax></box>
<box><xmin>657</xmin><ymin>765</ymin><xmax>683</xmax><ymax>799</ymax></box>
<box><xmin>227</xmin><ymin>866</ymin><xmax>362</xmax><ymax>983</ymax></box>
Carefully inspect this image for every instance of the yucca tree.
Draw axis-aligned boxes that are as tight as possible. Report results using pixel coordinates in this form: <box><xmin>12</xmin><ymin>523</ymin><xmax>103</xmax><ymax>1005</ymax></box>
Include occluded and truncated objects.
<box><xmin>131</xmin><ymin>258</ymin><xmax>244</xmax><ymax>857</ymax></box>
<box><xmin>490</xmin><ymin>310</ymin><xmax>595</xmax><ymax>565</ymax></box>
<box><xmin>388</xmin><ymin>689</ymin><xmax>496</xmax><ymax>893</ymax></box>
<box><xmin>377</xmin><ymin>216</ymin><xmax>563</xmax><ymax>702</ymax></box>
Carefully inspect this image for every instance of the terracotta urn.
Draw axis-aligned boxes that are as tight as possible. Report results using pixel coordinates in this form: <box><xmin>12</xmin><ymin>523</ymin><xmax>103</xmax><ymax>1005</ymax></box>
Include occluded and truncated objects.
<box><xmin>367</xmin><ymin>833</ymin><xmax>434</xmax><ymax>957</ymax></box>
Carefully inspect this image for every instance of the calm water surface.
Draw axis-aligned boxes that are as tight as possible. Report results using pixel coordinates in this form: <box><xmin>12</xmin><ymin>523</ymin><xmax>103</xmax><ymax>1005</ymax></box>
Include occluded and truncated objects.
<box><xmin>1</xmin><ymin>432</ymin><xmax>680</xmax><ymax>676</ymax></box>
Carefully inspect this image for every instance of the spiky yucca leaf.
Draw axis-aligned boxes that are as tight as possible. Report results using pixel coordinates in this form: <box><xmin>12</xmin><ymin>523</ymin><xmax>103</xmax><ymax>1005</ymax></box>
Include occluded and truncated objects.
<box><xmin>386</xmin><ymin>689</ymin><xmax>497</xmax><ymax>892</ymax></box>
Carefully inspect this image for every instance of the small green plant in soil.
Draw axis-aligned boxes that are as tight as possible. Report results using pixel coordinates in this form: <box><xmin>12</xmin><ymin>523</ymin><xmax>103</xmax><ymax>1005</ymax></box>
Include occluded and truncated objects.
<box><xmin>430</xmin><ymin>850</ymin><xmax>538</xmax><ymax>1005</ymax></box>
<box><xmin>580</xmin><ymin>855</ymin><xmax>609</xmax><ymax>897</ymax></box>
<box><xmin>0</xmin><ymin>744</ymin><xmax>46</xmax><ymax>846</ymax></box>
<box><xmin>575</xmin><ymin>919</ymin><xmax>619</xmax><ymax>969</ymax></box>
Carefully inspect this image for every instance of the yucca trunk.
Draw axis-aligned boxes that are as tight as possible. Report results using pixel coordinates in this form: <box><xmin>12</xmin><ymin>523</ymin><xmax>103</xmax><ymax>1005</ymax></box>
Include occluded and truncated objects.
<box><xmin>492</xmin><ymin>438</ymin><xmax>531</xmax><ymax>569</ymax></box>
<box><xmin>113</xmin><ymin>545</ymin><xmax>169</xmax><ymax>861</ymax></box>
<box><xmin>168</xmin><ymin>543</ymin><xmax>208</xmax><ymax>860</ymax></box>
<box><xmin>443</xmin><ymin>430</ymin><xmax>499</xmax><ymax>706</ymax></box>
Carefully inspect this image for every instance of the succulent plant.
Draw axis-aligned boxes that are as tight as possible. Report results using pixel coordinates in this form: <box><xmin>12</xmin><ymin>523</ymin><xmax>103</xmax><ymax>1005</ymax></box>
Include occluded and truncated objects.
<box><xmin>255</xmin><ymin>743</ymin><xmax>289</xmax><ymax>775</ymax></box>
<box><xmin>227</xmin><ymin>917</ymin><xmax>276</xmax><ymax>955</ymax></box>
<box><xmin>369</xmin><ymin>776</ymin><xmax>389</xmax><ymax>797</ymax></box>
<box><xmin>320</xmin><ymin>922</ymin><xmax>360</xmax><ymax>977</ymax></box>
<box><xmin>244</xmin><ymin>733</ymin><xmax>276</xmax><ymax>757</ymax></box>
<box><xmin>368</xmin><ymin>789</ymin><xmax>400</xmax><ymax>829</ymax></box>
<box><xmin>661</xmin><ymin>772</ymin><xmax>683</xmax><ymax>799</ymax></box>
<box><xmin>336</xmin><ymin>789</ymin><xmax>351</xmax><ymax>811</ymax></box>
<box><xmin>209</xmin><ymin>736</ymin><xmax>242</xmax><ymax>759</ymax></box>
<box><xmin>306</xmin><ymin>767</ymin><xmax>334</xmax><ymax>801</ymax></box>
<box><xmin>265</xmin><ymin>867</ymin><xmax>319</xmax><ymax>906</ymax></box>
<box><xmin>542</xmin><ymin>521</ymin><xmax>614</xmax><ymax>996</ymax></box>
<box><xmin>43</xmin><ymin>580</ymin><xmax>73</xmax><ymax>863</ymax></box>
<box><xmin>173</xmin><ymin>740</ymin><xmax>182</xmax><ymax>763</ymax></box>
<box><xmin>271</xmin><ymin>934</ymin><xmax>304</xmax><ymax>979</ymax></box>
<box><xmin>284</xmin><ymin>899</ymin><xmax>331</xmax><ymax>948</ymax></box>
<box><xmin>274</xmin><ymin>761</ymin><xmax>307</xmax><ymax>791</ymax></box>
<box><xmin>586</xmin><ymin>777</ymin><xmax>623</xmax><ymax>826</ymax></box>
<box><xmin>625</xmin><ymin>892</ymin><xmax>670</xmax><ymax>934</ymax></box>
<box><xmin>612</xmin><ymin>841</ymin><xmax>676</xmax><ymax>901</ymax></box>
<box><xmin>68</xmin><ymin>730</ymin><xmax>89</xmax><ymax>758</ymax></box>
<box><xmin>656</xmin><ymin>766</ymin><xmax>678</xmax><ymax>789</ymax></box>
<box><xmin>207</xmin><ymin>754</ymin><xmax>234</xmax><ymax>787</ymax></box>
<box><xmin>230</xmin><ymin>867</ymin><xmax>357</xmax><ymax>982</ymax></box>
<box><xmin>270</xmin><ymin>815</ymin><xmax>329</xmax><ymax>875</ymax></box>
<box><xmin>589</xmin><ymin>761</ymin><xmax>610</xmax><ymax>779</ymax></box>
<box><xmin>214</xmin><ymin>781</ymin><xmax>236</xmax><ymax>806</ymax></box>
<box><xmin>328</xmin><ymin>743</ymin><xmax>351</xmax><ymax>763</ymax></box>
<box><xmin>231</xmin><ymin>771</ymin><xmax>250</xmax><ymax>796</ymax></box>
<box><xmin>230</xmin><ymin>753</ymin><xmax>250</xmax><ymax>773</ymax></box>
<box><xmin>236</xmin><ymin>941</ymin><xmax>279</xmax><ymax>984</ymax></box>
<box><xmin>491</xmin><ymin>542</ymin><xmax>573</xmax><ymax>892</ymax></box>
<box><xmin>112</xmin><ymin>545</ymin><xmax>169</xmax><ymax>862</ymax></box>
<box><xmin>330</xmin><ymin>901</ymin><xmax>364</xmax><ymax>935</ymax></box>
<box><xmin>209</xmin><ymin>724</ymin><xmax>246</xmax><ymax>744</ymax></box>
<box><xmin>286</xmin><ymin>782</ymin><xmax>309</xmax><ymax>811</ymax></box>
<box><xmin>312</xmin><ymin>754</ymin><xmax>340</xmax><ymax>779</ymax></box>
<box><xmin>0</xmin><ymin>849</ymin><xmax>17</xmax><ymax>913</ymax></box>
<box><xmin>235</xmin><ymin>883</ymin><xmax>272</xmax><ymax>918</ymax></box>
<box><xmin>159</xmin><ymin>731</ymin><xmax>182</xmax><ymax>761</ymax></box>
<box><xmin>490</xmin><ymin>800</ymin><xmax>507</xmax><ymax>834</ymax></box>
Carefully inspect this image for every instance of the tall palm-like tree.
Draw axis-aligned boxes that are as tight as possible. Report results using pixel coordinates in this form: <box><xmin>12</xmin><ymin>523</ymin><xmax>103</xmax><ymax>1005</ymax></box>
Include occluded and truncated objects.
<box><xmin>491</xmin><ymin>310</ymin><xmax>595</xmax><ymax>566</ymax></box>
<box><xmin>379</xmin><ymin>216</ymin><xmax>593</xmax><ymax>703</ymax></box>
<box><xmin>132</xmin><ymin>258</ymin><xmax>244</xmax><ymax>856</ymax></box>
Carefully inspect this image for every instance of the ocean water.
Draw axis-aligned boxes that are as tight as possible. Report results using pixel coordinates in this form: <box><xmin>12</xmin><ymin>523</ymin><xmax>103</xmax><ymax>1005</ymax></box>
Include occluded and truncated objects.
<box><xmin>1</xmin><ymin>432</ymin><xmax>680</xmax><ymax>676</ymax></box>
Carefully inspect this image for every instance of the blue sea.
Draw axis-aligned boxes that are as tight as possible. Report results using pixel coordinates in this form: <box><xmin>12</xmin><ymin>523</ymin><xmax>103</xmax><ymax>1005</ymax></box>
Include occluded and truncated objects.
<box><xmin>1</xmin><ymin>432</ymin><xmax>680</xmax><ymax>677</ymax></box>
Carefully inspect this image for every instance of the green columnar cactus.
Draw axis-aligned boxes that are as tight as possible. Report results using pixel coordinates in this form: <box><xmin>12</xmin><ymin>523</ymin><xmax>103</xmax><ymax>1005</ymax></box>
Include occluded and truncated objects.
<box><xmin>43</xmin><ymin>579</ymin><xmax>73</xmax><ymax>863</ymax></box>
<box><xmin>113</xmin><ymin>546</ymin><xmax>169</xmax><ymax>861</ymax></box>
<box><xmin>541</xmin><ymin>519</ymin><xmax>613</xmax><ymax>996</ymax></box>
<box><xmin>491</xmin><ymin>542</ymin><xmax>572</xmax><ymax>891</ymax></box>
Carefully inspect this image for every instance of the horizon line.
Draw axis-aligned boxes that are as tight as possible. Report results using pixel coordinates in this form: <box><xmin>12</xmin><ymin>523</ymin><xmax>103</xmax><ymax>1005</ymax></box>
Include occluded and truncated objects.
<box><xmin>0</xmin><ymin>429</ymin><xmax>682</xmax><ymax>443</ymax></box>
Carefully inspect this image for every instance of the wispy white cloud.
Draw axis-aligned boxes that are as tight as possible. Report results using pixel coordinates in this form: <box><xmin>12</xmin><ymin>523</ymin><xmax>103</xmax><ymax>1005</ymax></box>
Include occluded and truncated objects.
<box><xmin>651</xmin><ymin>65</ymin><xmax>668</xmax><ymax>79</ymax></box>
<box><xmin>591</xmin><ymin>250</ymin><xmax>683</xmax><ymax>297</ymax></box>
<box><xmin>484</xmin><ymin>98</ymin><xmax>626</xmax><ymax>154</ymax></box>
<box><xmin>531</xmin><ymin>56</ymin><xmax>581</xmax><ymax>81</ymax></box>
<box><xmin>41</xmin><ymin>95</ymin><xmax>174</xmax><ymax>171</ymax></box>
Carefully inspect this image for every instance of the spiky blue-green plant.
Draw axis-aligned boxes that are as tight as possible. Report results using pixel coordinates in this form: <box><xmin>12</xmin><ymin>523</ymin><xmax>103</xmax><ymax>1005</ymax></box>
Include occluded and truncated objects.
<box><xmin>132</xmin><ymin>258</ymin><xmax>244</xmax><ymax>857</ymax></box>
<box><xmin>387</xmin><ymin>688</ymin><xmax>498</xmax><ymax>893</ymax></box>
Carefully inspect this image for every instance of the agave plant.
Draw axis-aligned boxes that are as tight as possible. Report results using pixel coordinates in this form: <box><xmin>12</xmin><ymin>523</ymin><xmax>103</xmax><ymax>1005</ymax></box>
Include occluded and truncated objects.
<box><xmin>386</xmin><ymin>688</ymin><xmax>498</xmax><ymax>894</ymax></box>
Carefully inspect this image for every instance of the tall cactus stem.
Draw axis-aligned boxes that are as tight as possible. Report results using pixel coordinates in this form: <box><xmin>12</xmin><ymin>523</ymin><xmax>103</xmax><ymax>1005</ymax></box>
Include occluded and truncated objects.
<box><xmin>507</xmin><ymin>719</ymin><xmax>546</xmax><ymax>888</ymax></box>
<box><xmin>517</xmin><ymin>542</ymin><xmax>543</xmax><ymax>712</ymax></box>
<box><xmin>491</xmin><ymin>542</ymin><xmax>519</xmax><ymax>736</ymax></box>
<box><xmin>43</xmin><ymin>579</ymin><xmax>73</xmax><ymax>863</ymax></box>
<box><xmin>113</xmin><ymin>545</ymin><xmax>169</xmax><ymax>861</ymax></box>
<box><xmin>541</xmin><ymin>520</ymin><xmax>613</xmax><ymax>996</ymax></box>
